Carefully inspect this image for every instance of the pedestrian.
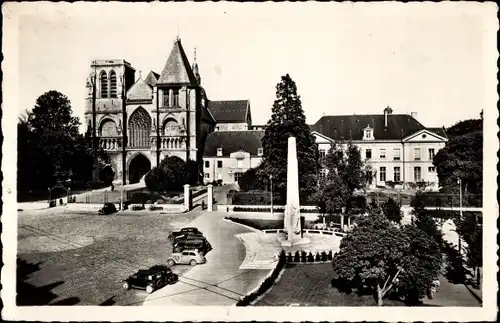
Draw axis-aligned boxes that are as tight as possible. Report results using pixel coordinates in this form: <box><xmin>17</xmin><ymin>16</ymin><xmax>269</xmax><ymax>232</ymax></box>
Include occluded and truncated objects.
<box><xmin>111</xmin><ymin>183</ymin><xmax>114</xmax><ymax>191</ymax></box>
<box><xmin>202</xmin><ymin>201</ymin><xmax>206</xmax><ymax>210</ymax></box>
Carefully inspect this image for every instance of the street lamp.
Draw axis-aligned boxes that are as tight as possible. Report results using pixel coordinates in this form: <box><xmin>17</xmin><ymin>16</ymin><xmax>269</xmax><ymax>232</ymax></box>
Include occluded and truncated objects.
<box><xmin>457</xmin><ymin>178</ymin><xmax>463</xmax><ymax>258</ymax></box>
<box><xmin>120</xmin><ymin>73</ymin><xmax>127</xmax><ymax>185</ymax></box>
<box><xmin>270</xmin><ymin>174</ymin><xmax>273</xmax><ymax>215</ymax></box>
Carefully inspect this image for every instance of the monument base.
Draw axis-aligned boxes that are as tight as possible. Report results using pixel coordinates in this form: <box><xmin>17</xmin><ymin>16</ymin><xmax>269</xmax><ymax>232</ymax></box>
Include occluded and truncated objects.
<box><xmin>280</xmin><ymin>236</ymin><xmax>311</xmax><ymax>248</ymax></box>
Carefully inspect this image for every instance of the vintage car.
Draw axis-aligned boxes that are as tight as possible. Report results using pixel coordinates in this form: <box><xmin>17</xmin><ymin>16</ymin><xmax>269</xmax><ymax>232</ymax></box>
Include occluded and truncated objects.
<box><xmin>122</xmin><ymin>266</ymin><xmax>178</xmax><ymax>294</ymax></box>
<box><xmin>167</xmin><ymin>250</ymin><xmax>206</xmax><ymax>267</ymax></box>
<box><xmin>98</xmin><ymin>203</ymin><xmax>117</xmax><ymax>215</ymax></box>
<box><xmin>173</xmin><ymin>235</ymin><xmax>212</xmax><ymax>255</ymax></box>
<box><xmin>168</xmin><ymin>227</ymin><xmax>203</xmax><ymax>241</ymax></box>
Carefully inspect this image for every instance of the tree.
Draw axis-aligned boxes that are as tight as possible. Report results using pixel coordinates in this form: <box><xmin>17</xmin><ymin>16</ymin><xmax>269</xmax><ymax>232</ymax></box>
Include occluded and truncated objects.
<box><xmin>333</xmin><ymin>212</ymin><xmax>442</xmax><ymax>306</ymax></box>
<box><xmin>383</xmin><ymin>197</ymin><xmax>402</xmax><ymax>224</ymax></box>
<box><xmin>454</xmin><ymin>212</ymin><xmax>482</xmax><ymax>287</ymax></box>
<box><xmin>340</xmin><ymin>142</ymin><xmax>367</xmax><ymax>193</ymax></box>
<box><xmin>257</xmin><ymin>74</ymin><xmax>320</xmax><ymax>203</ymax></box>
<box><xmin>145</xmin><ymin>167</ymin><xmax>168</xmax><ymax>192</ymax></box>
<box><xmin>159</xmin><ymin>156</ymin><xmax>187</xmax><ymax>191</ymax></box>
<box><xmin>239</xmin><ymin>167</ymin><xmax>260</xmax><ymax>192</ymax></box>
<box><xmin>433</xmin><ymin>118</ymin><xmax>483</xmax><ymax>197</ymax></box>
<box><xmin>311</xmin><ymin>173</ymin><xmax>350</xmax><ymax>215</ymax></box>
<box><xmin>184</xmin><ymin>159</ymin><xmax>200</xmax><ymax>186</ymax></box>
<box><xmin>368</xmin><ymin>198</ymin><xmax>382</xmax><ymax>215</ymax></box>
<box><xmin>411</xmin><ymin>192</ymin><xmax>443</xmax><ymax>247</ymax></box>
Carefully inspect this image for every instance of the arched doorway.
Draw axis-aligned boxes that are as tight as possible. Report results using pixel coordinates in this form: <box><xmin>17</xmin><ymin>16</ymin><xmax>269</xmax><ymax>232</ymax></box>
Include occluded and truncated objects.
<box><xmin>129</xmin><ymin>154</ymin><xmax>151</xmax><ymax>184</ymax></box>
<box><xmin>129</xmin><ymin>107</ymin><xmax>152</xmax><ymax>148</ymax></box>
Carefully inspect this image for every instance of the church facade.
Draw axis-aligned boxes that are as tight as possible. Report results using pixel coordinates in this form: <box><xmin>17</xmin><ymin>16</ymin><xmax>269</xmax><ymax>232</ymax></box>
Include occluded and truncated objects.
<box><xmin>85</xmin><ymin>38</ymin><xmax>218</xmax><ymax>184</ymax></box>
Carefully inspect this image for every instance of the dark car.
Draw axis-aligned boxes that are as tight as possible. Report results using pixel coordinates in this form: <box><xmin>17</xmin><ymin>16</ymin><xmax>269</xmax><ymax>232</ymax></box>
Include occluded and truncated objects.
<box><xmin>98</xmin><ymin>203</ymin><xmax>117</xmax><ymax>215</ymax></box>
<box><xmin>173</xmin><ymin>237</ymin><xmax>212</xmax><ymax>255</ymax></box>
<box><xmin>122</xmin><ymin>266</ymin><xmax>178</xmax><ymax>294</ymax></box>
<box><xmin>168</xmin><ymin>227</ymin><xmax>203</xmax><ymax>241</ymax></box>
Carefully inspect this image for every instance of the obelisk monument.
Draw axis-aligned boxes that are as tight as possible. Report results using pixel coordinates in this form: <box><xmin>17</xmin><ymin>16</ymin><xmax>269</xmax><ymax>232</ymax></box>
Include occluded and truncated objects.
<box><xmin>282</xmin><ymin>136</ymin><xmax>309</xmax><ymax>247</ymax></box>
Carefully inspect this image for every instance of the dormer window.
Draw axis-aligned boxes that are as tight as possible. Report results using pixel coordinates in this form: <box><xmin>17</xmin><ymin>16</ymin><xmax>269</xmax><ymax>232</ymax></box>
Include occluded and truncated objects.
<box><xmin>363</xmin><ymin>126</ymin><xmax>374</xmax><ymax>140</ymax></box>
<box><xmin>257</xmin><ymin>148</ymin><xmax>263</xmax><ymax>156</ymax></box>
<box><xmin>217</xmin><ymin>147</ymin><xmax>223</xmax><ymax>156</ymax></box>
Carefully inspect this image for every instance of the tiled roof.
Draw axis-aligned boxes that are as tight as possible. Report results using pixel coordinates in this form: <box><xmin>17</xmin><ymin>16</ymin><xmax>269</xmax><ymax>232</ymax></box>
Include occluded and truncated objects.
<box><xmin>427</xmin><ymin>127</ymin><xmax>448</xmax><ymax>139</ymax></box>
<box><xmin>144</xmin><ymin>71</ymin><xmax>160</xmax><ymax>87</ymax></box>
<box><xmin>311</xmin><ymin>114</ymin><xmax>426</xmax><ymax>141</ymax></box>
<box><xmin>208</xmin><ymin>100</ymin><xmax>249</xmax><ymax>123</ymax></box>
<box><xmin>157</xmin><ymin>39</ymin><xmax>198</xmax><ymax>85</ymax></box>
<box><xmin>126</xmin><ymin>77</ymin><xmax>153</xmax><ymax>100</ymax></box>
<box><xmin>203</xmin><ymin>131</ymin><xmax>264</xmax><ymax>157</ymax></box>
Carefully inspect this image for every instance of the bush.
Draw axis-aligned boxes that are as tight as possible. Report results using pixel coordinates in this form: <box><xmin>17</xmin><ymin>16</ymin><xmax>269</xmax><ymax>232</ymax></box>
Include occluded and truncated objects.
<box><xmin>239</xmin><ymin>168</ymin><xmax>259</xmax><ymax>192</ymax></box>
<box><xmin>232</xmin><ymin>191</ymin><xmax>282</xmax><ymax>206</ymax></box>
<box><xmin>156</xmin><ymin>199</ymin><xmax>165</xmax><ymax>204</ymax></box>
<box><xmin>347</xmin><ymin>195</ymin><xmax>368</xmax><ymax>215</ymax></box>
<box><xmin>301</xmin><ymin>251</ymin><xmax>307</xmax><ymax>263</ymax></box>
<box><xmin>294</xmin><ymin>250</ymin><xmax>300</xmax><ymax>262</ymax></box>
<box><xmin>385</xmin><ymin>180</ymin><xmax>395</xmax><ymax>189</ymax></box>
<box><xmin>315</xmin><ymin>252</ymin><xmax>321</xmax><ymax>262</ymax></box>
<box><xmin>287</xmin><ymin>252</ymin><xmax>293</xmax><ymax>263</ymax></box>
<box><xmin>145</xmin><ymin>200</ymin><xmax>152</xmax><ymax>204</ymax></box>
<box><xmin>149</xmin><ymin>205</ymin><xmax>163</xmax><ymax>211</ymax></box>
<box><xmin>307</xmin><ymin>252</ymin><xmax>314</xmax><ymax>262</ymax></box>
<box><xmin>160</xmin><ymin>156</ymin><xmax>188</xmax><ymax>191</ymax></box>
<box><xmin>321</xmin><ymin>251</ymin><xmax>327</xmax><ymax>262</ymax></box>
<box><xmin>184</xmin><ymin>159</ymin><xmax>200</xmax><ymax>186</ymax></box>
<box><xmin>145</xmin><ymin>167</ymin><xmax>168</xmax><ymax>192</ymax></box>
<box><xmin>327</xmin><ymin>250</ymin><xmax>333</xmax><ymax>261</ymax></box>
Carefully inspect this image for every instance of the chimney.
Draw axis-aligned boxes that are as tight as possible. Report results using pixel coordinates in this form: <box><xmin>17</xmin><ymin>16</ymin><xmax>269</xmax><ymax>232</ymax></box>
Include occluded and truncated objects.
<box><xmin>384</xmin><ymin>106</ymin><xmax>393</xmax><ymax>127</ymax></box>
<box><xmin>411</xmin><ymin>112</ymin><xmax>418</xmax><ymax>120</ymax></box>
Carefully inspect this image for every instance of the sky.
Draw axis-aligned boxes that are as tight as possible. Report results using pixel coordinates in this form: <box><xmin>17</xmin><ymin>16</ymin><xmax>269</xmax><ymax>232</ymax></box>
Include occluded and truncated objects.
<box><xmin>9</xmin><ymin>2</ymin><xmax>496</xmax><ymax>133</ymax></box>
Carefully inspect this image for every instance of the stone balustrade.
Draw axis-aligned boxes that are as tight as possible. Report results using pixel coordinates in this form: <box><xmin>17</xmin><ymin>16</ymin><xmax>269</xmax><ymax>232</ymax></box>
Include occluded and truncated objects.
<box><xmin>99</xmin><ymin>137</ymin><xmax>122</xmax><ymax>151</ymax></box>
<box><xmin>152</xmin><ymin>136</ymin><xmax>186</xmax><ymax>150</ymax></box>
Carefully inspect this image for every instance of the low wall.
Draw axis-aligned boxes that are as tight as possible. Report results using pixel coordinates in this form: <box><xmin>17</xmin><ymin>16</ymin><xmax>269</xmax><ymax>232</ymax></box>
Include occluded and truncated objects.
<box><xmin>262</xmin><ymin>228</ymin><xmax>347</xmax><ymax>238</ymax></box>
<box><xmin>217</xmin><ymin>205</ymin><xmax>322</xmax><ymax>221</ymax></box>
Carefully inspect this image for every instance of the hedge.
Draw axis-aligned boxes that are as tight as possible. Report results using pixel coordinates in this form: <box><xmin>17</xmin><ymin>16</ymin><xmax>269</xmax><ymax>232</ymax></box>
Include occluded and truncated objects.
<box><xmin>231</xmin><ymin>191</ymin><xmax>283</xmax><ymax>205</ymax></box>
<box><xmin>232</xmin><ymin>206</ymin><xmax>319</xmax><ymax>213</ymax></box>
<box><xmin>236</xmin><ymin>250</ymin><xmax>286</xmax><ymax>306</ymax></box>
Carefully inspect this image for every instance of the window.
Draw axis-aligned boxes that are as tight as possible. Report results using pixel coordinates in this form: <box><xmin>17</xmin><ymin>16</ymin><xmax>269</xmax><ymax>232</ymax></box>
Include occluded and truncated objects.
<box><xmin>365</xmin><ymin>149</ymin><xmax>372</xmax><ymax>159</ymax></box>
<box><xmin>393</xmin><ymin>148</ymin><xmax>401</xmax><ymax>160</ymax></box>
<box><xmin>109</xmin><ymin>70</ymin><xmax>117</xmax><ymax>98</ymax></box>
<box><xmin>217</xmin><ymin>148</ymin><xmax>223</xmax><ymax>156</ymax></box>
<box><xmin>258</xmin><ymin>148</ymin><xmax>263</xmax><ymax>156</ymax></box>
<box><xmin>414</xmin><ymin>148</ymin><xmax>421</xmax><ymax>161</ymax></box>
<box><xmin>204</xmin><ymin>160</ymin><xmax>209</xmax><ymax>168</ymax></box>
<box><xmin>380</xmin><ymin>167</ymin><xmax>386</xmax><ymax>182</ymax></box>
<box><xmin>172</xmin><ymin>89</ymin><xmax>179</xmax><ymax>106</ymax></box>
<box><xmin>428</xmin><ymin>166</ymin><xmax>436</xmax><ymax>173</ymax></box>
<box><xmin>319</xmin><ymin>149</ymin><xmax>326</xmax><ymax>162</ymax></box>
<box><xmin>204</xmin><ymin>173</ymin><xmax>209</xmax><ymax>179</ymax></box>
<box><xmin>235</xmin><ymin>172</ymin><xmax>244</xmax><ymax>184</ymax></box>
<box><xmin>237</xmin><ymin>159</ymin><xmax>244</xmax><ymax>169</ymax></box>
<box><xmin>429</xmin><ymin>148</ymin><xmax>435</xmax><ymax>160</ymax></box>
<box><xmin>163</xmin><ymin>90</ymin><xmax>170</xmax><ymax>107</ymax></box>
<box><xmin>379</xmin><ymin>149</ymin><xmax>386</xmax><ymax>159</ymax></box>
<box><xmin>394</xmin><ymin>167</ymin><xmax>401</xmax><ymax>182</ymax></box>
<box><xmin>100</xmin><ymin>71</ymin><xmax>108</xmax><ymax>98</ymax></box>
<box><xmin>319</xmin><ymin>168</ymin><xmax>327</xmax><ymax>182</ymax></box>
<box><xmin>414</xmin><ymin>167</ymin><xmax>422</xmax><ymax>181</ymax></box>
<box><xmin>365</xmin><ymin>129</ymin><xmax>372</xmax><ymax>139</ymax></box>
<box><xmin>217</xmin><ymin>161</ymin><xmax>223</xmax><ymax>168</ymax></box>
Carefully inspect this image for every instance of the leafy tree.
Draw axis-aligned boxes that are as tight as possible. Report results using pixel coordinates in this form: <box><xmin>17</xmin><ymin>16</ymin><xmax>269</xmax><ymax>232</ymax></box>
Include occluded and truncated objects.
<box><xmin>333</xmin><ymin>212</ymin><xmax>442</xmax><ymax>306</ymax></box>
<box><xmin>454</xmin><ymin>212</ymin><xmax>482</xmax><ymax>287</ymax></box>
<box><xmin>257</xmin><ymin>74</ymin><xmax>320</xmax><ymax>203</ymax></box>
<box><xmin>145</xmin><ymin>167</ymin><xmax>168</xmax><ymax>192</ymax></box>
<box><xmin>383</xmin><ymin>197</ymin><xmax>402</xmax><ymax>224</ymax></box>
<box><xmin>239</xmin><ymin>167</ymin><xmax>259</xmax><ymax>192</ymax></box>
<box><xmin>341</xmin><ymin>142</ymin><xmax>367</xmax><ymax>193</ymax></box>
<box><xmin>184</xmin><ymin>159</ymin><xmax>200</xmax><ymax>186</ymax></box>
<box><xmin>368</xmin><ymin>198</ymin><xmax>382</xmax><ymax>215</ymax></box>
<box><xmin>311</xmin><ymin>173</ymin><xmax>349</xmax><ymax>215</ymax></box>
<box><xmin>159</xmin><ymin>156</ymin><xmax>188</xmax><ymax>191</ymax></box>
<box><xmin>346</xmin><ymin>195</ymin><xmax>368</xmax><ymax>215</ymax></box>
<box><xmin>434</xmin><ymin>118</ymin><xmax>483</xmax><ymax>197</ymax></box>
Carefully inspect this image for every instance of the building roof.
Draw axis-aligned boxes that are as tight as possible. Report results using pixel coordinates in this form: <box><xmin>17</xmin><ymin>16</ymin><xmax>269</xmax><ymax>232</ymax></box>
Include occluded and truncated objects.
<box><xmin>126</xmin><ymin>77</ymin><xmax>153</xmax><ymax>100</ymax></box>
<box><xmin>144</xmin><ymin>71</ymin><xmax>160</xmax><ymax>87</ymax></box>
<box><xmin>203</xmin><ymin>131</ymin><xmax>264</xmax><ymax>157</ymax></box>
<box><xmin>208</xmin><ymin>100</ymin><xmax>249</xmax><ymax>123</ymax></box>
<box><xmin>427</xmin><ymin>127</ymin><xmax>448</xmax><ymax>139</ymax></box>
<box><xmin>157</xmin><ymin>39</ymin><xmax>198</xmax><ymax>85</ymax></box>
<box><xmin>311</xmin><ymin>114</ymin><xmax>427</xmax><ymax>141</ymax></box>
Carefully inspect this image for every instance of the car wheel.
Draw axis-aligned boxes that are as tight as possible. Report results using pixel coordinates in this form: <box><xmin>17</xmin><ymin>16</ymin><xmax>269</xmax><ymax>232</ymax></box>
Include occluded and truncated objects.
<box><xmin>122</xmin><ymin>281</ymin><xmax>129</xmax><ymax>290</ymax></box>
<box><xmin>146</xmin><ymin>285</ymin><xmax>154</xmax><ymax>294</ymax></box>
<box><xmin>167</xmin><ymin>259</ymin><xmax>175</xmax><ymax>267</ymax></box>
<box><xmin>190</xmin><ymin>259</ymin><xmax>197</xmax><ymax>266</ymax></box>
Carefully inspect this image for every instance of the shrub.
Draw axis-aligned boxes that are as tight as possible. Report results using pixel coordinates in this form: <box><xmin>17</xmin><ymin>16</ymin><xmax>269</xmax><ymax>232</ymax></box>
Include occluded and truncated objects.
<box><xmin>301</xmin><ymin>251</ymin><xmax>307</xmax><ymax>263</ymax></box>
<box><xmin>145</xmin><ymin>200</ymin><xmax>152</xmax><ymax>204</ymax></box>
<box><xmin>287</xmin><ymin>252</ymin><xmax>293</xmax><ymax>263</ymax></box>
<box><xmin>294</xmin><ymin>250</ymin><xmax>300</xmax><ymax>262</ymax></box>
<box><xmin>385</xmin><ymin>180</ymin><xmax>395</xmax><ymax>189</ymax></box>
<box><xmin>307</xmin><ymin>252</ymin><xmax>314</xmax><ymax>262</ymax></box>
<box><xmin>145</xmin><ymin>167</ymin><xmax>168</xmax><ymax>192</ymax></box>
<box><xmin>315</xmin><ymin>252</ymin><xmax>321</xmax><ymax>262</ymax></box>
<box><xmin>131</xmin><ymin>192</ymin><xmax>150</xmax><ymax>204</ymax></box>
<box><xmin>149</xmin><ymin>205</ymin><xmax>163</xmax><ymax>211</ymax></box>
<box><xmin>327</xmin><ymin>250</ymin><xmax>333</xmax><ymax>261</ymax></box>
<box><xmin>184</xmin><ymin>159</ymin><xmax>200</xmax><ymax>186</ymax></box>
<box><xmin>347</xmin><ymin>195</ymin><xmax>368</xmax><ymax>215</ymax></box>
<box><xmin>160</xmin><ymin>156</ymin><xmax>188</xmax><ymax>191</ymax></box>
<box><xmin>239</xmin><ymin>168</ymin><xmax>259</xmax><ymax>192</ymax></box>
<box><xmin>321</xmin><ymin>251</ymin><xmax>327</xmax><ymax>262</ymax></box>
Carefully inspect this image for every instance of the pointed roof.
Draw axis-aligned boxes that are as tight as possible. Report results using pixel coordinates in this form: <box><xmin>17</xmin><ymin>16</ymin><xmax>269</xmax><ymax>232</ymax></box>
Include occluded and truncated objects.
<box><xmin>144</xmin><ymin>71</ymin><xmax>160</xmax><ymax>87</ymax></box>
<box><xmin>126</xmin><ymin>77</ymin><xmax>153</xmax><ymax>101</ymax></box>
<box><xmin>157</xmin><ymin>38</ymin><xmax>198</xmax><ymax>85</ymax></box>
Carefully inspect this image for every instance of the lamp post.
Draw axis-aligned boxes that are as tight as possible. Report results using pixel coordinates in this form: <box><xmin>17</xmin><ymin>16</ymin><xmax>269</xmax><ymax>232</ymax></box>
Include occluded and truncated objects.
<box><xmin>89</xmin><ymin>68</ymin><xmax>98</xmax><ymax>185</ymax></box>
<box><xmin>270</xmin><ymin>175</ymin><xmax>273</xmax><ymax>215</ymax></box>
<box><xmin>66</xmin><ymin>177</ymin><xmax>72</xmax><ymax>203</ymax></box>
<box><xmin>457</xmin><ymin>178</ymin><xmax>463</xmax><ymax>258</ymax></box>
<box><xmin>120</xmin><ymin>73</ymin><xmax>127</xmax><ymax>185</ymax></box>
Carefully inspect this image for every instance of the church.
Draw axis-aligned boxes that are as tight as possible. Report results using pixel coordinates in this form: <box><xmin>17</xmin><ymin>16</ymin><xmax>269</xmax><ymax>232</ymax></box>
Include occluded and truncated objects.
<box><xmin>84</xmin><ymin>37</ymin><xmax>248</xmax><ymax>184</ymax></box>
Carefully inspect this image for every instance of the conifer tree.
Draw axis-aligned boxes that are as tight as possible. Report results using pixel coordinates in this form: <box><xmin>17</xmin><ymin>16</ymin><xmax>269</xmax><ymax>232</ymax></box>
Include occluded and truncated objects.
<box><xmin>257</xmin><ymin>74</ymin><xmax>320</xmax><ymax>203</ymax></box>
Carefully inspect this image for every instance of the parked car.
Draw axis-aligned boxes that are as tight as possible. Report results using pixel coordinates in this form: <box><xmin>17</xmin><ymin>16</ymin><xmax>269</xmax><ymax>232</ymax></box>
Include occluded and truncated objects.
<box><xmin>173</xmin><ymin>236</ymin><xmax>212</xmax><ymax>255</ymax></box>
<box><xmin>122</xmin><ymin>266</ymin><xmax>178</xmax><ymax>294</ymax></box>
<box><xmin>167</xmin><ymin>250</ymin><xmax>206</xmax><ymax>267</ymax></box>
<box><xmin>98</xmin><ymin>203</ymin><xmax>117</xmax><ymax>215</ymax></box>
<box><xmin>168</xmin><ymin>227</ymin><xmax>203</xmax><ymax>241</ymax></box>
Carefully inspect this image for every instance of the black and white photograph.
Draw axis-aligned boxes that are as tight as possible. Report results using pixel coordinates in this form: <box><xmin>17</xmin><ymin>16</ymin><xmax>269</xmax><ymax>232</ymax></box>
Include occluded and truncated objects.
<box><xmin>2</xmin><ymin>1</ymin><xmax>498</xmax><ymax>321</ymax></box>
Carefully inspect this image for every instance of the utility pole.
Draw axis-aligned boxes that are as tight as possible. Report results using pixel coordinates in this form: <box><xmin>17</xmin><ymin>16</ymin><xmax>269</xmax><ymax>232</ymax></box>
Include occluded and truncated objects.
<box><xmin>121</xmin><ymin>73</ymin><xmax>127</xmax><ymax>185</ymax></box>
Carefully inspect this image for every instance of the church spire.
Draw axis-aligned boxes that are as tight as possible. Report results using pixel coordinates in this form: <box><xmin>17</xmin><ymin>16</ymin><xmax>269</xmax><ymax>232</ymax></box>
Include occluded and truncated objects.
<box><xmin>192</xmin><ymin>47</ymin><xmax>201</xmax><ymax>85</ymax></box>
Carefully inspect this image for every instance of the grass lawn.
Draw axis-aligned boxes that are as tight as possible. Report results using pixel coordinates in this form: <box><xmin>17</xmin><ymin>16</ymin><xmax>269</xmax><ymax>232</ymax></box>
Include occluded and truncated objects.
<box><xmin>256</xmin><ymin>263</ymin><xmax>405</xmax><ymax>307</ymax></box>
